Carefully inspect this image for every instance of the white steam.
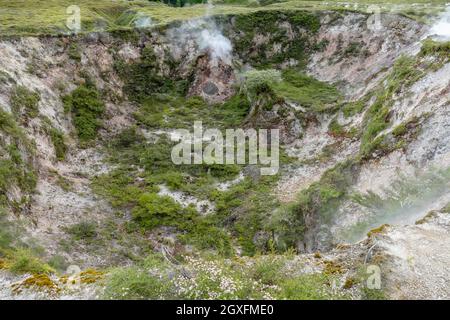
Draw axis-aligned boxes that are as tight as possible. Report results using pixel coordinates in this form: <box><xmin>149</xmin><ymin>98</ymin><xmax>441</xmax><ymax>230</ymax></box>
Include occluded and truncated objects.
<box><xmin>198</xmin><ymin>27</ymin><xmax>232</xmax><ymax>64</ymax></box>
<box><xmin>166</xmin><ymin>3</ymin><xmax>232</xmax><ymax>66</ymax></box>
<box><xmin>429</xmin><ymin>5</ymin><xmax>450</xmax><ymax>40</ymax></box>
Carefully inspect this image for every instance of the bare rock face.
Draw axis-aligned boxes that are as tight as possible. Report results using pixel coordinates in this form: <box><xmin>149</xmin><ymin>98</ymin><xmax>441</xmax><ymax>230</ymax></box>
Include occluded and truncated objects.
<box><xmin>372</xmin><ymin>210</ymin><xmax>450</xmax><ymax>299</ymax></box>
<box><xmin>187</xmin><ymin>53</ymin><xmax>236</xmax><ymax>103</ymax></box>
<box><xmin>308</xmin><ymin>13</ymin><xmax>427</xmax><ymax>99</ymax></box>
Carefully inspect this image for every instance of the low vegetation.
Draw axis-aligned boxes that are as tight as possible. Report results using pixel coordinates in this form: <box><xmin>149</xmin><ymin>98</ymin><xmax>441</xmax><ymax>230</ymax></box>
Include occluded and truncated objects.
<box><xmin>63</xmin><ymin>84</ymin><xmax>105</xmax><ymax>145</ymax></box>
<box><xmin>42</xmin><ymin>117</ymin><xmax>67</xmax><ymax>161</ymax></box>
<box><xmin>10</xmin><ymin>86</ymin><xmax>41</xmax><ymax>121</ymax></box>
<box><xmin>273</xmin><ymin>69</ymin><xmax>342</xmax><ymax>112</ymax></box>
<box><xmin>103</xmin><ymin>253</ymin><xmax>351</xmax><ymax>300</ymax></box>
<box><xmin>0</xmin><ymin>0</ymin><xmax>446</xmax><ymax>36</ymax></box>
<box><xmin>0</xmin><ymin>109</ymin><xmax>37</xmax><ymax>208</ymax></box>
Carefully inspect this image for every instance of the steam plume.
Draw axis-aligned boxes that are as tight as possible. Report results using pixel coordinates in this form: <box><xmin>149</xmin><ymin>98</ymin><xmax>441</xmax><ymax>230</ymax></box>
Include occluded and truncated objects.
<box><xmin>166</xmin><ymin>2</ymin><xmax>232</xmax><ymax>65</ymax></box>
<box><xmin>429</xmin><ymin>5</ymin><xmax>450</xmax><ymax>40</ymax></box>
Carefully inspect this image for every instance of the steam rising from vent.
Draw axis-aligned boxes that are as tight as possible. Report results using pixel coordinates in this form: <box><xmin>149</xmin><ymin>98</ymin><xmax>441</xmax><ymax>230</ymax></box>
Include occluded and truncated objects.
<box><xmin>429</xmin><ymin>5</ymin><xmax>450</xmax><ymax>40</ymax></box>
<box><xmin>339</xmin><ymin>168</ymin><xmax>450</xmax><ymax>243</ymax></box>
<box><xmin>198</xmin><ymin>27</ymin><xmax>232</xmax><ymax>65</ymax></box>
<box><xmin>166</xmin><ymin>2</ymin><xmax>232</xmax><ymax>66</ymax></box>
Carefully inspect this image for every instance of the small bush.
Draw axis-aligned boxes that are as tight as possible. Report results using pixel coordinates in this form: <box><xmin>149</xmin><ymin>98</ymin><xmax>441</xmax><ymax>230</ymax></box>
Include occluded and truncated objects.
<box><xmin>0</xmin><ymin>110</ymin><xmax>36</xmax><ymax>194</ymax></box>
<box><xmin>132</xmin><ymin>193</ymin><xmax>185</xmax><ymax>230</ymax></box>
<box><xmin>66</xmin><ymin>221</ymin><xmax>98</xmax><ymax>241</ymax></box>
<box><xmin>63</xmin><ymin>84</ymin><xmax>105</xmax><ymax>144</ymax></box>
<box><xmin>104</xmin><ymin>267</ymin><xmax>175</xmax><ymax>300</ymax></box>
<box><xmin>68</xmin><ymin>43</ymin><xmax>81</xmax><ymax>61</ymax></box>
<box><xmin>328</xmin><ymin>118</ymin><xmax>346</xmax><ymax>137</ymax></box>
<box><xmin>420</xmin><ymin>39</ymin><xmax>450</xmax><ymax>59</ymax></box>
<box><xmin>49</xmin><ymin>127</ymin><xmax>67</xmax><ymax>161</ymax></box>
<box><xmin>47</xmin><ymin>255</ymin><xmax>68</xmax><ymax>272</ymax></box>
<box><xmin>8</xmin><ymin>249</ymin><xmax>53</xmax><ymax>275</ymax></box>
<box><xmin>10</xmin><ymin>86</ymin><xmax>40</xmax><ymax>119</ymax></box>
<box><xmin>250</xmin><ymin>256</ymin><xmax>284</xmax><ymax>285</ymax></box>
<box><xmin>277</xmin><ymin>273</ymin><xmax>339</xmax><ymax>300</ymax></box>
<box><xmin>42</xmin><ymin>118</ymin><xmax>67</xmax><ymax>161</ymax></box>
<box><xmin>272</xmin><ymin>69</ymin><xmax>341</xmax><ymax>112</ymax></box>
<box><xmin>117</xmin><ymin>47</ymin><xmax>183</xmax><ymax>102</ymax></box>
<box><xmin>243</xmin><ymin>69</ymin><xmax>281</xmax><ymax>99</ymax></box>
<box><xmin>442</xmin><ymin>202</ymin><xmax>450</xmax><ymax>213</ymax></box>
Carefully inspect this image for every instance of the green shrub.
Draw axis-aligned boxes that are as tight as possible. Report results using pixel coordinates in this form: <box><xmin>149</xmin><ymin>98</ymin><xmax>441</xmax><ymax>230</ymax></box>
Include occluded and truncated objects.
<box><xmin>132</xmin><ymin>193</ymin><xmax>185</xmax><ymax>230</ymax></box>
<box><xmin>420</xmin><ymin>39</ymin><xmax>450</xmax><ymax>59</ymax></box>
<box><xmin>47</xmin><ymin>255</ymin><xmax>69</xmax><ymax>272</ymax></box>
<box><xmin>269</xmin><ymin>159</ymin><xmax>359</xmax><ymax>249</ymax></box>
<box><xmin>272</xmin><ymin>69</ymin><xmax>341</xmax><ymax>112</ymax></box>
<box><xmin>104</xmin><ymin>267</ymin><xmax>175</xmax><ymax>300</ymax></box>
<box><xmin>0</xmin><ymin>108</ymin><xmax>22</xmax><ymax>137</ymax></box>
<box><xmin>328</xmin><ymin>118</ymin><xmax>346</xmax><ymax>136</ymax></box>
<box><xmin>66</xmin><ymin>221</ymin><xmax>98</xmax><ymax>241</ymax></box>
<box><xmin>179</xmin><ymin>218</ymin><xmax>233</xmax><ymax>256</ymax></box>
<box><xmin>91</xmin><ymin>168</ymin><xmax>152</xmax><ymax>208</ymax></box>
<box><xmin>0</xmin><ymin>135</ymin><xmax>37</xmax><ymax>197</ymax></box>
<box><xmin>10</xmin><ymin>86</ymin><xmax>40</xmax><ymax>119</ymax></box>
<box><xmin>250</xmin><ymin>256</ymin><xmax>284</xmax><ymax>285</ymax></box>
<box><xmin>113</xmin><ymin>126</ymin><xmax>145</xmax><ymax>149</ymax></box>
<box><xmin>243</xmin><ymin>69</ymin><xmax>281</xmax><ymax>99</ymax></box>
<box><xmin>277</xmin><ymin>273</ymin><xmax>339</xmax><ymax>300</ymax></box>
<box><xmin>361</xmin><ymin>287</ymin><xmax>386</xmax><ymax>300</ymax></box>
<box><xmin>392</xmin><ymin>123</ymin><xmax>407</xmax><ymax>137</ymax></box>
<box><xmin>68</xmin><ymin>43</ymin><xmax>81</xmax><ymax>61</ymax></box>
<box><xmin>134</xmin><ymin>93</ymin><xmax>249</xmax><ymax>130</ymax></box>
<box><xmin>359</xmin><ymin>56</ymin><xmax>424</xmax><ymax>159</ymax></box>
<box><xmin>0</xmin><ymin>208</ymin><xmax>15</xmax><ymax>253</ymax></box>
<box><xmin>8</xmin><ymin>249</ymin><xmax>53</xmax><ymax>275</ymax></box>
<box><xmin>49</xmin><ymin>127</ymin><xmax>67</xmax><ymax>161</ymax></box>
<box><xmin>63</xmin><ymin>84</ymin><xmax>105</xmax><ymax>144</ymax></box>
<box><xmin>42</xmin><ymin>118</ymin><xmax>67</xmax><ymax>161</ymax></box>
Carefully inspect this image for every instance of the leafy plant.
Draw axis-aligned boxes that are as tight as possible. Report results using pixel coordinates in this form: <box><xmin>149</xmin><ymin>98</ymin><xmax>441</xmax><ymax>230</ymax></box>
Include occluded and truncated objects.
<box><xmin>63</xmin><ymin>84</ymin><xmax>105</xmax><ymax>144</ymax></box>
<box><xmin>66</xmin><ymin>221</ymin><xmax>98</xmax><ymax>241</ymax></box>
<box><xmin>10</xmin><ymin>86</ymin><xmax>40</xmax><ymax>119</ymax></box>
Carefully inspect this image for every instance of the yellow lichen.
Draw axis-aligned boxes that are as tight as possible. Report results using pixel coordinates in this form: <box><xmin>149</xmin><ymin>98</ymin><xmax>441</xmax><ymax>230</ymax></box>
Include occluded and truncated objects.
<box><xmin>415</xmin><ymin>211</ymin><xmax>437</xmax><ymax>225</ymax></box>
<box><xmin>367</xmin><ymin>224</ymin><xmax>390</xmax><ymax>238</ymax></box>
<box><xmin>0</xmin><ymin>258</ymin><xmax>7</xmax><ymax>269</ymax></box>
<box><xmin>79</xmin><ymin>268</ymin><xmax>105</xmax><ymax>284</ymax></box>
<box><xmin>12</xmin><ymin>274</ymin><xmax>60</xmax><ymax>294</ymax></box>
<box><xmin>313</xmin><ymin>252</ymin><xmax>322</xmax><ymax>259</ymax></box>
<box><xmin>343</xmin><ymin>277</ymin><xmax>357</xmax><ymax>289</ymax></box>
<box><xmin>323</xmin><ymin>260</ymin><xmax>344</xmax><ymax>275</ymax></box>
